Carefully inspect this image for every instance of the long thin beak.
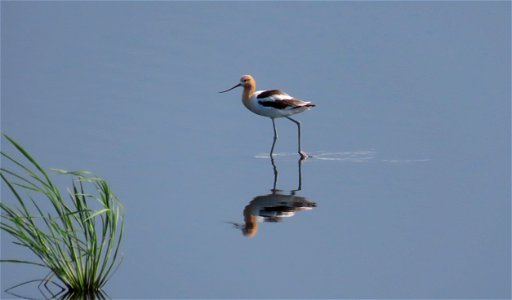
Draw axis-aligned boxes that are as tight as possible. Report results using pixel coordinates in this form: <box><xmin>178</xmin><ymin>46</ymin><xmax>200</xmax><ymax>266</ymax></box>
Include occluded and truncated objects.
<box><xmin>218</xmin><ymin>83</ymin><xmax>242</xmax><ymax>93</ymax></box>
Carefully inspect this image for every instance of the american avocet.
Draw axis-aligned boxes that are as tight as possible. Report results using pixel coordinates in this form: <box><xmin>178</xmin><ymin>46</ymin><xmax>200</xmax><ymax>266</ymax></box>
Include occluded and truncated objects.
<box><xmin>219</xmin><ymin>75</ymin><xmax>316</xmax><ymax>159</ymax></box>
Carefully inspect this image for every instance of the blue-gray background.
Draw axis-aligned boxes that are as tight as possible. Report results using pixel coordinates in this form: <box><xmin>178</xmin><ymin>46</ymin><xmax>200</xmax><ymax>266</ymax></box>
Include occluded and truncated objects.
<box><xmin>1</xmin><ymin>2</ymin><xmax>510</xmax><ymax>299</ymax></box>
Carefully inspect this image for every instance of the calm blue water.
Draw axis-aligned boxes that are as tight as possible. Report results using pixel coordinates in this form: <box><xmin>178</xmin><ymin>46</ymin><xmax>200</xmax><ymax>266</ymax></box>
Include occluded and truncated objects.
<box><xmin>2</xmin><ymin>2</ymin><xmax>510</xmax><ymax>299</ymax></box>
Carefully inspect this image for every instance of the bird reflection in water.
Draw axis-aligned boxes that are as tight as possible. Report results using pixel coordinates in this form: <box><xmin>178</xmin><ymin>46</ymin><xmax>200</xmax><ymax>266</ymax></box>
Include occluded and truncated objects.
<box><xmin>230</xmin><ymin>157</ymin><xmax>316</xmax><ymax>238</ymax></box>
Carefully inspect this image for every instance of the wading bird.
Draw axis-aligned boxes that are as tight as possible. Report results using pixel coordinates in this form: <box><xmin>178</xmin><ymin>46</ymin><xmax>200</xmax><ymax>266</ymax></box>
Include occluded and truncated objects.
<box><xmin>219</xmin><ymin>75</ymin><xmax>316</xmax><ymax>159</ymax></box>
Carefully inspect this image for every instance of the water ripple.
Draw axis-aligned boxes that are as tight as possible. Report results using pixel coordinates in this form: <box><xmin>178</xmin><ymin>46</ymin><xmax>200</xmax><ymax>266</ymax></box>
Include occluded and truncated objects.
<box><xmin>255</xmin><ymin>150</ymin><xmax>431</xmax><ymax>164</ymax></box>
<box><xmin>309</xmin><ymin>150</ymin><xmax>377</xmax><ymax>162</ymax></box>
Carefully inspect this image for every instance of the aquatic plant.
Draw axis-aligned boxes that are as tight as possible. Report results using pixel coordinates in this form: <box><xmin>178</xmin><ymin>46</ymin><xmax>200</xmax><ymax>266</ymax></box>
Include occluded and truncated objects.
<box><xmin>0</xmin><ymin>133</ymin><xmax>124</xmax><ymax>292</ymax></box>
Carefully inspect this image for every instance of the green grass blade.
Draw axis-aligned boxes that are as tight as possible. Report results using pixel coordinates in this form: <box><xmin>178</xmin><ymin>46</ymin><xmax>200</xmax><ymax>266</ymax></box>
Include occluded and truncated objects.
<box><xmin>1</xmin><ymin>133</ymin><xmax>125</xmax><ymax>293</ymax></box>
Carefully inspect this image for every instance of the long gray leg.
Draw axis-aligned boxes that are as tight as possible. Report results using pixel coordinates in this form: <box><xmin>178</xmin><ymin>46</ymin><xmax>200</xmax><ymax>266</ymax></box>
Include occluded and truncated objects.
<box><xmin>270</xmin><ymin>118</ymin><xmax>278</xmax><ymax>157</ymax></box>
<box><xmin>286</xmin><ymin>116</ymin><xmax>307</xmax><ymax>160</ymax></box>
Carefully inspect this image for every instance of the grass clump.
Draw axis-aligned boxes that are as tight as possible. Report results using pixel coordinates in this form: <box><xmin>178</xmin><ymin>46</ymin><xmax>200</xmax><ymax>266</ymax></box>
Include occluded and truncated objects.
<box><xmin>0</xmin><ymin>133</ymin><xmax>124</xmax><ymax>292</ymax></box>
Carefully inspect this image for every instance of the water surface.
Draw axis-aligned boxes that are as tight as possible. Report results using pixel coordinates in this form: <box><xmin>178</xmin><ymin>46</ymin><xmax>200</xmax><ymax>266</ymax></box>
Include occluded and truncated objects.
<box><xmin>2</xmin><ymin>2</ymin><xmax>510</xmax><ymax>299</ymax></box>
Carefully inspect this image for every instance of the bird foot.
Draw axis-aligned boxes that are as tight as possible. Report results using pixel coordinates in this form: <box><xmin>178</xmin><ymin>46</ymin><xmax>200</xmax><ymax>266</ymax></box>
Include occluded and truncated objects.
<box><xmin>299</xmin><ymin>151</ymin><xmax>308</xmax><ymax>160</ymax></box>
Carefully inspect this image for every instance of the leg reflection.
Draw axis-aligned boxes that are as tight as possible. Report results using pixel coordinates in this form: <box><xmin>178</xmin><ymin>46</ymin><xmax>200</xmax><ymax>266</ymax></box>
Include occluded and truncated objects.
<box><xmin>230</xmin><ymin>155</ymin><xmax>315</xmax><ymax>238</ymax></box>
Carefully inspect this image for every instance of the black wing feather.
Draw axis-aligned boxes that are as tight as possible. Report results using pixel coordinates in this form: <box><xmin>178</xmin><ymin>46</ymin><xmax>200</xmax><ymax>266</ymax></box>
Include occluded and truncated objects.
<box><xmin>256</xmin><ymin>90</ymin><xmax>286</xmax><ymax>99</ymax></box>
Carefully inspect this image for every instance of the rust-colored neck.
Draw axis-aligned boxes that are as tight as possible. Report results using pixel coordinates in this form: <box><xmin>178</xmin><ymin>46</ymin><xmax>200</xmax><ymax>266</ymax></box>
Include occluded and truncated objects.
<box><xmin>241</xmin><ymin>81</ymin><xmax>256</xmax><ymax>109</ymax></box>
<box><xmin>242</xmin><ymin>85</ymin><xmax>254</xmax><ymax>100</ymax></box>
